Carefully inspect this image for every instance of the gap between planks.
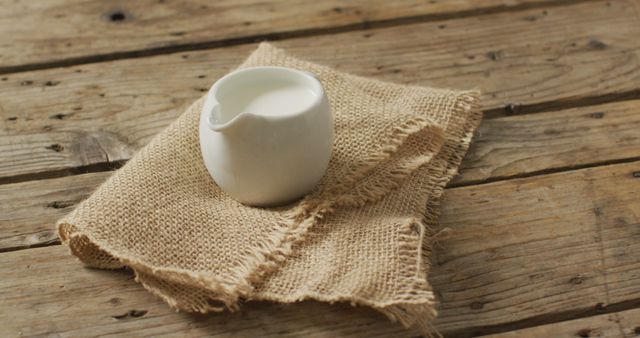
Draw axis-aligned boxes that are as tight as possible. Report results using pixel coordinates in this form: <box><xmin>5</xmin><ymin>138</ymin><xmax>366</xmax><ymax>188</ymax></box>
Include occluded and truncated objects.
<box><xmin>449</xmin><ymin>154</ymin><xmax>640</xmax><ymax>188</ymax></box>
<box><xmin>0</xmin><ymin>0</ymin><xmax>600</xmax><ymax>75</ymax></box>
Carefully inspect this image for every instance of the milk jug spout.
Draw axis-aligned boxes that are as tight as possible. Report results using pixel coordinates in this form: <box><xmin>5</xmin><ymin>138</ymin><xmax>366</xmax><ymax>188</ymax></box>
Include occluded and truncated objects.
<box><xmin>206</xmin><ymin>102</ymin><xmax>258</xmax><ymax>133</ymax></box>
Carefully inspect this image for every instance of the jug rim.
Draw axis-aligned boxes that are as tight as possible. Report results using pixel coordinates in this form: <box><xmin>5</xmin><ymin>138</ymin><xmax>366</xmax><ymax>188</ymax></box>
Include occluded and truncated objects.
<box><xmin>209</xmin><ymin>66</ymin><xmax>325</xmax><ymax>116</ymax></box>
<box><xmin>204</xmin><ymin>66</ymin><xmax>327</xmax><ymax>131</ymax></box>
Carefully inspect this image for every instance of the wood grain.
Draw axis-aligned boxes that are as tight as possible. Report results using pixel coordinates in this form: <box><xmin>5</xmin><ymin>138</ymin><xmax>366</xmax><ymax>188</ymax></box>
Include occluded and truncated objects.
<box><xmin>0</xmin><ymin>0</ymin><xmax>555</xmax><ymax>71</ymax></box>
<box><xmin>432</xmin><ymin>161</ymin><xmax>640</xmax><ymax>335</ymax></box>
<box><xmin>1</xmin><ymin>161</ymin><xmax>639</xmax><ymax>337</ymax></box>
<box><xmin>0</xmin><ymin>245</ymin><xmax>419</xmax><ymax>338</ymax></box>
<box><xmin>3</xmin><ymin>99</ymin><xmax>640</xmax><ymax>251</ymax></box>
<box><xmin>0</xmin><ymin>171</ymin><xmax>110</xmax><ymax>252</ymax></box>
<box><xmin>2</xmin><ymin>0</ymin><xmax>640</xmax><ymax>181</ymax></box>
<box><xmin>453</xmin><ymin>100</ymin><xmax>640</xmax><ymax>185</ymax></box>
<box><xmin>484</xmin><ymin>308</ymin><xmax>640</xmax><ymax>337</ymax></box>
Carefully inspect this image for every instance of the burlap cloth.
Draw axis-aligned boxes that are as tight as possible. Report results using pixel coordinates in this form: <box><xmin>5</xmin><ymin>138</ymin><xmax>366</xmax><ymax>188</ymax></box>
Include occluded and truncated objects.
<box><xmin>58</xmin><ymin>43</ymin><xmax>481</xmax><ymax>335</ymax></box>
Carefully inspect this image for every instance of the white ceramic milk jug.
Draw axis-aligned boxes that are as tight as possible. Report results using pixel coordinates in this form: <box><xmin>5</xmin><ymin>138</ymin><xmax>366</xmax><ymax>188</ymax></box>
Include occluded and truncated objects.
<box><xmin>199</xmin><ymin>67</ymin><xmax>333</xmax><ymax>206</ymax></box>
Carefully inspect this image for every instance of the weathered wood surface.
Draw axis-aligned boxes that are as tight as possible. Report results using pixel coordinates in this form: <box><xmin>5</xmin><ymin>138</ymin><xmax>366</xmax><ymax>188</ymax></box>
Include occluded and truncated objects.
<box><xmin>1</xmin><ymin>161</ymin><xmax>639</xmax><ymax>337</ymax></box>
<box><xmin>484</xmin><ymin>308</ymin><xmax>640</xmax><ymax>337</ymax></box>
<box><xmin>0</xmin><ymin>171</ymin><xmax>110</xmax><ymax>252</ymax></box>
<box><xmin>3</xmin><ymin>0</ymin><xmax>640</xmax><ymax>336</ymax></box>
<box><xmin>0</xmin><ymin>245</ymin><xmax>417</xmax><ymax>338</ymax></box>
<box><xmin>0</xmin><ymin>0</ymin><xmax>554</xmax><ymax>72</ymax></box>
<box><xmin>455</xmin><ymin>100</ymin><xmax>640</xmax><ymax>185</ymax></box>
<box><xmin>3</xmin><ymin>99</ymin><xmax>639</xmax><ymax>252</ymax></box>
<box><xmin>2</xmin><ymin>0</ymin><xmax>639</xmax><ymax>182</ymax></box>
<box><xmin>433</xmin><ymin>161</ymin><xmax>640</xmax><ymax>335</ymax></box>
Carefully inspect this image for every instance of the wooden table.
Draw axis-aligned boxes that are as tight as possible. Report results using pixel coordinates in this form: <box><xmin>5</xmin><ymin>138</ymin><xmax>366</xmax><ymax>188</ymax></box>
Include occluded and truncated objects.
<box><xmin>1</xmin><ymin>1</ymin><xmax>639</xmax><ymax>337</ymax></box>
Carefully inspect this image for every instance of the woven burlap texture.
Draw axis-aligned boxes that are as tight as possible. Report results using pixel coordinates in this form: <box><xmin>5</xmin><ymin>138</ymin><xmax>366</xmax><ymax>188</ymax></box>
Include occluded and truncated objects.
<box><xmin>58</xmin><ymin>42</ymin><xmax>481</xmax><ymax>334</ymax></box>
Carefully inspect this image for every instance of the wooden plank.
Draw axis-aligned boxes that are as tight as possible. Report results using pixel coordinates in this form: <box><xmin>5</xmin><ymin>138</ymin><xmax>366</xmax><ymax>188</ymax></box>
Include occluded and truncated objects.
<box><xmin>432</xmin><ymin>161</ymin><xmax>640</xmax><ymax>335</ymax></box>
<box><xmin>483</xmin><ymin>308</ymin><xmax>640</xmax><ymax>337</ymax></box>
<box><xmin>0</xmin><ymin>0</ymin><xmax>553</xmax><ymax>71</ymax></box>
<box><xmin>2</xmin><ymin>0</ymin><xmax>640</xmax><ymax>181</ymax></box>
<box><xmin>0</xmin><ymin>171</ymin><xmax>111</xmax><ymax>252</ymax></box>
<box><xmin>1</xmin><ymin>161</ymin><xmax>639</xmax><ymax>336</ymax></box>
<box><xmin>2</xmin><ymin>99</ymin><xmax>639</xmax><ymax>251</ymax></box>
<box><xmin>453</xmin><ymin>100</ymin><xmax>640</xmax><ymax>185</ymax></box>
<box><xmin>0</xmin><ymin>245</ymin><xmax>417</xmax><ymax>338</ymax></box>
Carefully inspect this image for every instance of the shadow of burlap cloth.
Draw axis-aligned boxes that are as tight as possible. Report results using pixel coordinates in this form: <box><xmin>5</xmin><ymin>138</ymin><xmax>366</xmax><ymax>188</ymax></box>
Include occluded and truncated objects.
<box><xmin>57</xmin><ymin>43</ymin><xmax>481</xmax><ymax>335</ymax></box>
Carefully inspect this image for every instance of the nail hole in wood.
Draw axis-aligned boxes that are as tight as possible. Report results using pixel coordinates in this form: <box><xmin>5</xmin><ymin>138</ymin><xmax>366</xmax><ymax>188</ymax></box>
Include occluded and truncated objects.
<box><xmin>569</xmin><ymin>275</ymin><xmax>584</xmax><ymax>285</ymax></box>
<box><xmin>486</xmin><ymin>50</ymin><xmax>503</xmax><ymax>61</ymax></box>
<box><xmin>588</xmin><ymin>39</ymin><xmax>607</xmax><ymax>50</ymax></box>
<box><xmin>112</xmin><ymin>309</ymin><xmax>147</xmax><ymax>320</ymax></box>
<box><xmin>632</xmin><ymin>171</ymin><xmax>640</xmax><ymax>178</ymax></box>
<box><xmin>49</xmin><ymin>113</ymin><xmax>72</xmax><ymax>120</ymax></box>
<box><xmin>589</xmin><ymin>112</ymin><xmax>605</xmax><ymax>119</ymax></box>
<box><xmin>45</xmin><ymin>144</ymin><xmax>64</xmax><ymax>152</ymax></box>
<box><xmin>470</xmin><ymin>301</ymin><xmax>483</xmax><ymax>310</ymax></box>
<box><xmin>109</xmin><ymin>11</ymin><xmax>126</xmax><ymax>22</ymax></box>
<box><xmin>47</xmin><ymin>200</ymin><xmax>75</xmax><ymax>209</ymax></box>
<box><xmin>7</xmin><ymin>116</ymin><xmax>17</xmax><ymax>121</ymax></box>
<box><xmin>577</xmin><ymin>328</ymin><xmax>591</xmax><ymax>338</ymax></box>
<box><xmin>45</xmin><ymin>80</ymin><xmax>60</xmax><ymax>87</ymax></box>
<box><xmin>21</xmin><ymin>80</ymin><xmax>33</xmax><ymax>86</ymax></box>
<box><xmin>129</xmin><ymin>310</ymin><xmax>147</xmax><ymax>318</ymax></box>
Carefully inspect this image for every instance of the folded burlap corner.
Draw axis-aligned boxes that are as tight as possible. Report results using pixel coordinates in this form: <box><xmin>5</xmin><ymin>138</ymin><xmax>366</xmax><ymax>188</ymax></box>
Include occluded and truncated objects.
<box><xmin>57</xmin><ymin>42</ymin><xmax>481</xmax><ymax>335</ymax></box>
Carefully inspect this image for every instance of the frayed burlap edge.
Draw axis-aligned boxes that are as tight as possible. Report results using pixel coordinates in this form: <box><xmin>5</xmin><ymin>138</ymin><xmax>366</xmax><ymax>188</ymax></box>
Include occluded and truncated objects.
<box><xmin>248</xmin><ymin>90</ymin><xmax>482</xmax><ymax>338</ymax></box>
<box><xmin>57</xmin><ymin>67</ymin><xmax>481</xmax><ymax>335</ymax></box>
<box><xmin>57</xmin><ymin>100</ymin><xmax>452</xmax><ymax>297</ymax></box>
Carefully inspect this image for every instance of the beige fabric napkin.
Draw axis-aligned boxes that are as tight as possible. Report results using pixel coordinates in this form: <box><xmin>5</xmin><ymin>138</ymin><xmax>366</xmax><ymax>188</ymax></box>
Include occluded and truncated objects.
<box><xmin>58</xmin><ymin>43</ymin><xmax>481</xmax><ymax>335</ymax></box>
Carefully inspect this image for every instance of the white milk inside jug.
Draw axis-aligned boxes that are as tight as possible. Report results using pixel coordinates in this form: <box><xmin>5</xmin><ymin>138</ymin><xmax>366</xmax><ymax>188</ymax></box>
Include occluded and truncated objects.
<box><xmin>223</xmin><ymin>80</ymin><xmax>318</xmax><ymax>117</ymax></box>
